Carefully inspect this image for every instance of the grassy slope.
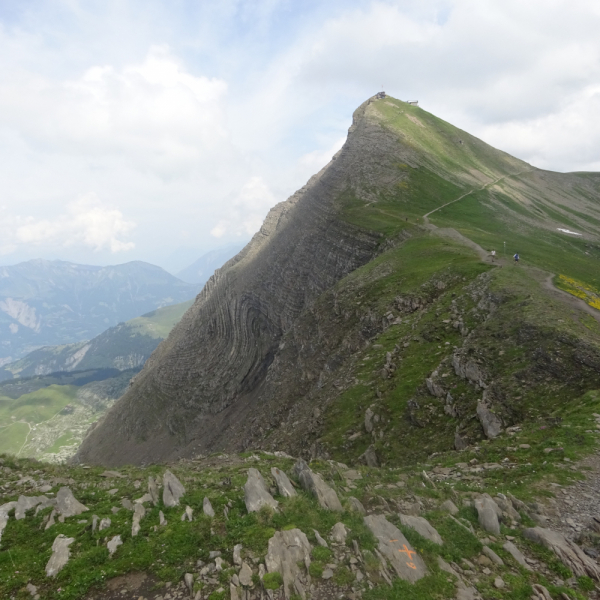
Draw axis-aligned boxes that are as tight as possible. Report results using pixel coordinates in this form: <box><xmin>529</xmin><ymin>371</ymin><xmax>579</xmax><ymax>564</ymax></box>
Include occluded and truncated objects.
<box><xmin>311</xmin><ymin>96</ymin><xmax>600</xmax><ymax>468</ymax></box>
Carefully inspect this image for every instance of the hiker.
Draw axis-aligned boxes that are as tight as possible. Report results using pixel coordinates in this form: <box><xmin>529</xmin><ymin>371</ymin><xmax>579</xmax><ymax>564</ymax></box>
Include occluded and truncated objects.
<box><xmin>513</xmin><ymin>253</ymin><xmax>520</xmax><ymax>263</ymax></box>
<box><xmin>491</xmin><ymin>250</ymin><xmax>496</xmax><ymax>261</ymax></box>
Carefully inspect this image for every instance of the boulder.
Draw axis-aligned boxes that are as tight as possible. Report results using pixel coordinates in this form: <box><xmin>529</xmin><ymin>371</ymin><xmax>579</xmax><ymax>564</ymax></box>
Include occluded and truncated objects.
<box><xmin>482</xmin><ymin>545</ymin><xmax>504</xmax><ymax>566</ymax></box>
<box><xmin>56</xmin><ymin>487</ymin><xmax>88</xmax><ymax>517</ymax></box>
<box><xmin>239</xmin><ymin>561</ymin><xmax>253</xmax><ymax>587</ymax></box>
<box><xmin>163</xmin><ymin>470</ymin><xmax>185</xmax><ymax>507</ymax></box>
<box><xmin>474</xmin><ymin>496</ymin><xmax>501</xmax><ymax>535</ymax></box>
<box><xmin>159</xmin><ymin>510</ymin><xmax>167</xmax><ymax>526</ymax></box>
<box><xmin>359</xmin><ymin>445</ymin><xmax>379</xmax><ymax>467</ymax></box>
<box><xmin>399</xmin><ymin>514</ymin><xmax>443</xmax><ymax>545</ymax></box>
<box><xmin>0</xmin><ymin>502</ymin><xmax>16</xmax><ymax>545</ymax></box>
<box><xmin>313</xmin><ymin>529</ymin><xmax>328</xmax><ymax>547</ymax></box>
<box><xmin>364</xmin><ymin>514</ymin><xmax>427</xmax><ymax>583</ymax></box>
<box><xmin>502</xmin><ymin>541</ymin><xmax>531</xmax><ymax>571</ymax></box>
<box><xmin>203</xmin><ymin>497</ymin><xmax>215</xmax><ymax>517</ymax></box>
<box><xmin>99</xmin><ymin>517</ymin><xmax>111</xmax><ymax>531</ymax></box>
<box><xmin>330</xmin><ymin>522</ymin><xmax>349</xmax><ymax>545</ymax></box>
<box><xmin>15</xmin><ymin>495</ymin><xmax>50</xmax><ymax>520</ymax></box>
<box><xmin>132</xmin><ymin>503</ymin><xmax>145</xmax><ymax>537</ymax></box>
<box><xmin>347</xmin><ymin>497</ymin><xmax>366</xmax><ymax>515</ymax></box>
<box><xmin>476</xmin><ymin>402</ymin><xmax>502</xmax><ymax>439</ymax></box>
<box><xmin>107</xmin><ymin>534</ymin><xmax>123</xmax><ymax>557</ymax></box>
<box><xmin>523</xmin><ymin>527</ymin><xmax>600</xmax><ymax>580</ymax></box>
<box><xmin>439</xmin><ymin>500</ymin><xmax>459</xmax><ymax>516</ymax></box>
<box><xmin>233</xmin><ymin>543</ymin><xmax>243</xmax><ymax>566</ymax></box>
<box><xmin>181</xmin><ymin>506</ymin><xmax>194</xmax><ymax>522</ymax></box>
<box><xmin>265</xmin><ymin>529</ymin><xmax>312</xmax><ymax>599</ymax></box>
<box><xmin>293</xmin><ymin>460</ymin><xmax>342</xmax><ymax>512</ymax></box>
<box><xmin>244</xmin><ymin>468</ymin><xmax>279</xmax><ymax>513</ymax></box>
<box><xmin>148</xmin><ymin>476</ymin><xmax>160</xmax><ymax>506</ymax></box>
<box><xmin>365</xmin><ymin>407</ymin><xmax>375</xmax><ymax>433</ymax></box>
<box><xmin>271</xmin><ymin>467</ymin><xmax>297</xmax><ymax>498</ymax></box>
<box><xmin>45</xmin><ymin>534</ymin><xmax>74</xmax><ymax>577</ymax></box>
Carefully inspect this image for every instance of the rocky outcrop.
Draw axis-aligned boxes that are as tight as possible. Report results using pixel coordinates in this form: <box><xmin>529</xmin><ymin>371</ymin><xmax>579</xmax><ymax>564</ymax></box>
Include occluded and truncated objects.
<box><xmin>163</xmin><ymin>470</ymin><xmax>185</xmax><ymax>507</ymax></box>
<box><xmin>293</xmin><ymin>460</ymin><xmax>342</xmax><ymax>511</ymax></box>
<box><xmin>244</xmin><ymin>468</ymin><xmax>278</xmax><ymax>513</ymax></box>
<box><xmin>271</xmin><ymin>467</ymin><xmax>296</xmax><ymax>498</ymax></box>
<box><xmin>524</xmin><ymin>527</ymin><xmax>600</xmax><ymax>580</ymax></box>
<box><xmin>474</xmin><ymin>495</ymin><xmax>501</xmax><ymax>535</ymax></box>
<box><xmin>265</xmin><ymin>529</ymin><xmax>312</xmax><ymax>599</ymax></box>
<box><xmin>399</xmin><ymin>514</ymin><xmax>443</xmax><ymax>545</ymax></box>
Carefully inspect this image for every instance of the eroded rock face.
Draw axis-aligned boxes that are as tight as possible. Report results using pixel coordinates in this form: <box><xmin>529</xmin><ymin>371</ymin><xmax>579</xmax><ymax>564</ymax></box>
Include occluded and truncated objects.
<box><xmin>265</xmin><ymin>528</ymin><xmax>312</xmax><ymax>599</ymax></box>
<box><xmin>74</xmin><ymin>99</ymin><xmax>390</xmax><ymax>467</ymax></box>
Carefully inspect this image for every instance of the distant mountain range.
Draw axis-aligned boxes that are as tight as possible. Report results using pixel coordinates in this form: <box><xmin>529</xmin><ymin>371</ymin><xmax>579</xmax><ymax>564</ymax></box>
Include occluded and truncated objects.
<box><xmin>0</xmin><ymin>299</ymin><xmax>193</xmax><ymax>461</ymax></box>
<box><xmin>176</xmin><ymin>244</ymin><xmax>243</xmax><ymax>284</ymax></box>
<box><xmin>0</xmin><ymin>259</ymin><xmax>200</xmax><ymax>364</ymax></box>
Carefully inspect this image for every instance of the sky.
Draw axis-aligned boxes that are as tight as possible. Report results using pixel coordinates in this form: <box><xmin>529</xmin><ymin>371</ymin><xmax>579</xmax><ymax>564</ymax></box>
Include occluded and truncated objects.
<box><xmin>1</xmin><ymin>0</ymin><xmax>599</xmax><ymax>273</ymax></box>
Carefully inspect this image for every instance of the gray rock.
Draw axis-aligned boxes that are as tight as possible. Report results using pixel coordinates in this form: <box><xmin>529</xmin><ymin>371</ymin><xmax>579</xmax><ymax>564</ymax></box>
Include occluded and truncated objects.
<box><xmin>437</xmin><ymin>557</ymin><xmax>479</xmax><ymax>600</ymax></box>
<box><xmin>148</xmin><ymin>476</ymin><xmax>159</xmax><ymax>506</ymax></box>
<box><xmin>99</xmin><ymin>517</ymin><xmax>111</xmax><ymax>531</ymax></box>
<box><xmin>184</xmin><ymin>573</ymin><xmax>194</xmax><ymax>596</ymax></box>
<box><xmin>135</xmin><ymin>493</ymin><xmax>152</xmax><ymax>504</ymax></box>
<box><xmin>265</xmin><ymin>528</ymin><xmax>312</xmax><ymax>599</ymax></box>
<box><xmin>322</xmin><ymin>568</ymin><xmax>334</xmax><ymax>580</ymax></box>
<box><xmin>293</xmin><ymin>460</ymin><xmax>342</xmax><ymax>512</ymax></box>
<box><xmin>439</xmin><ymin>499</ymin><xmax>459</xmax><ymax>515</ymax></box>
<box><xmin>132</xmin><ymin>503</ymin><xmax>145</xmax><ymax>537</ymax></box>
<box><xmin>56</xmin><ymin>487</ymin><xmax>88</xmax><ymax>517</ymax></box>
<box><xmin>239</xmin><ymin>561</ymin><xmax>253</xmax><ymax>587</ymax></box>
<box><xmin>330</xmin><ymin>522</ymin><xmax>348</xmax><ymax>545</ymax></box>
<box><xmin>45</xmin><ymin>534</ymin><xmax>74</xmax><ymax>576</ymax></box>
<box><xmin>121</xmin><ymin>498</ymin><xmax>134</xmax><ymax>511</ymax></box>
<box><xmin>233</xmin><ymin>543</ymin><xmax>243</xmax><ymax>566</ymax></box>
<box><xmin>364</xmin><ymin>514</ymin><xmax>427</xmax><ymax>583</ymax></box>
<box><xmin>203</xmin><ymin>497</ymin><xmax>215</xmax><ymax>517</ymax></box>
<box><xmin>502</xmin><ymin>541</ymin><xmax>532</xmax><ymax>571</ymax></box>
<box><xmin>482</xmin><ymin>545</ymin><xmax>504</xmax><ymax>566</ymax></box>
<box><xmin>531</xmin><ymin>584</ymin><xmax>554</xmax><ymax>600</ymax></box>
<box><xmin>454</xmin><ymin>429</ymin><xmax>469</xmax><ymax>451</ymax></box>
<box><xmin>344</xmin><ymin>469</ymin><xmax>362</xmax><ymax>481</ymax></box>
<box><xmin>230</xmin><ymin>583</ymin><xmax>239</xmax><ymax>600</ymax></box>
<box><xmin>163</xmin><ymin>470</ymin><xmax>185</xmax><ymax>507</ymax></box>
<box><xmin>26</xmin><ymin>582</ymin><xmax>38</xmax><ymax>597</ymax></box>
<box><xmin>399</xmin><ymin>514</ymin><xmax>443</xmax><ymax>545</ymax></box>
<box><xmin>474</xmin><ymin>496</ymin><xmax>501</xmax><ymax>534</ymax></box>
<box><xmin>476</xmin><ymin>402</ymin><xmax>502</xmax><ymax>439</ymax></box>
<box><xmin>347</xmin><ymin>497</ymin><xmax>366</xmax><ymax>515</ymax></box>
<box><xmin>244</xmin><ymin>468</ymin><xmax>279</xmax><ymax>513</ymax></box>
<box><xmin>15</xmin><ymin>495</ymin><xmax>49</xmax><ymax>520</ymax></box>
<box><xmin>45</xmin><ymin>509</ymin><xmax>56</xmax><ymax>530</ymax></box>
<box><xmin>359</xmin><ymin>444</ymin><xmax>379</xmax><ymax>467</ymax></box>
<box><xmin>365</xmin><ymin>407</ymin><xmax>375</xmax><ymax>433</ymax></box>
<box><xmin>0</xmin><ymin>502</ymin><xmax>16</xmax><ymax>545</ymax></box>
<box><xmin>523</xmin><ymin>527</ymin><xmax>600</xmax><ymax>580</ymax></box>
<box><xmin>271</xmin><ymin>467</ymin><xmax>297</xmax><ymax>498</ymax></box>
<box><xmin>313</xmin><ymin>529</ymin><xmax>328</xmax><ymax>547</ymax></box>
<box><xmin>493</xmin><ymin>576</ymin><xmax>505</xmax><ymax>589</ymax></box>
<box><xmin>182</xmin><ymin>505</ymin><xmax>194</xmax><ymax>522</ymax></box>
<box><xmin>159</xmin><ymin>510</ymin><xmax>167</xmax><ymax>526</ymax></box>
<box><xmin>107</xmin><ymin>534</ymin><xmax>122</xmax><ymax>557</ymax></box>
<box><xmin>92</xmin><ymin>514</ymin><xmax>99</xmax><ymax>533</ymax></box>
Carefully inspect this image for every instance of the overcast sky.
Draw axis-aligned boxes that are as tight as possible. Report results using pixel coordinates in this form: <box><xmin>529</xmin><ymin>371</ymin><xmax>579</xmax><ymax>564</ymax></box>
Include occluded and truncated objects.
<box><xmin>1</xmin><ymin>0</ymin><xmax>599</xmax><ymax>272</ymax></box>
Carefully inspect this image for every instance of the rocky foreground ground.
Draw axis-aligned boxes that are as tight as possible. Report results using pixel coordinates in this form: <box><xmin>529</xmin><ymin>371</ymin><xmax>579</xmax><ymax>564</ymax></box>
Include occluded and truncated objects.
<box><xmin>2</xmin><ymin>440</ymin><xmax>600</xmax><ymax>600</ymax></box>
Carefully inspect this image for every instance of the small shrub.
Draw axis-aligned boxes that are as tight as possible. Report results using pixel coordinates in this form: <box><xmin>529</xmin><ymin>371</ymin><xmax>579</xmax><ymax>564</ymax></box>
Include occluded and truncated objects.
<box><xmin>312</xmin><ymin>546</ymin><xmax>333</xmax><ymax>562</ymax></box>
<box><xmin>262</xmin><ymin>572</ymin><xmax>283</xmax><ymax>590</ymax></box>
<box><xmin>309</xmin><ymin>562</ymin><xmax>324</xmax><ymax>578</ymax></box>
<box><xmin>578</xmin><ymin>576</ymin><xmax>595</xmax><ymax>591</ymax></box>
<box><xmin>333</xmin><ymin>566</ymin><xmax>354</xmax><ymax>586</ymax></box>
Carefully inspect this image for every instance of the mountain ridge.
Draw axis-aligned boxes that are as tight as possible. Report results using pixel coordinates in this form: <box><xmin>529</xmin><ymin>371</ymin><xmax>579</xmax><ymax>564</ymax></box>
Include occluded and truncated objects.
<box><xmin>74</xmin><ymin>95</ymin><xmax>600</xmax><ymax>467</ymax></box>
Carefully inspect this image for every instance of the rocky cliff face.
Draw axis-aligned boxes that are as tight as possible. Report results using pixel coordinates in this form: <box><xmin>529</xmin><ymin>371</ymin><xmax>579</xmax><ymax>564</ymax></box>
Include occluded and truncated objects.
<box><xmin>75</xmin><ymin>98</ymin><xmax>406</xmax><ymax>465</ymax></box>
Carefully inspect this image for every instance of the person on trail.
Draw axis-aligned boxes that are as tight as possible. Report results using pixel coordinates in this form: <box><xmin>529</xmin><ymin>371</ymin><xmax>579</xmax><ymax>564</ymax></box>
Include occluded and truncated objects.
<box><xmin>513</xmin><ymin>253</ymin><xmax>520</xmax><ymax>263</ymax></box>
<box><xmin>491</xmin><ymin>250</ymin><xmax>496</xmax><ymax>262</ymax></box>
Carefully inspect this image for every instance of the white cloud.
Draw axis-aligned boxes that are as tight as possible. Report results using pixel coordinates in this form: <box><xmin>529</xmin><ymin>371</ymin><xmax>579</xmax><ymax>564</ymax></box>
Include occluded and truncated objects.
<box><xmin>2</xmin><ymin>195</ymin><xmax>135</xmax><ymax>253</ymax></box>
<box><xmin>211</xmin><ymin>177</ymin><xmax>277</xmax><ymax>238</ymax></box>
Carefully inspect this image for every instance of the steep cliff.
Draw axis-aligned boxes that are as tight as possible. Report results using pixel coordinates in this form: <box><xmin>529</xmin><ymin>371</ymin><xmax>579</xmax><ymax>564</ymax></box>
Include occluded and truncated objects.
<box><xmin>75</xmin><ymin>96</ymin><xmax>600</xmax><ymax>466</ymax></box>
